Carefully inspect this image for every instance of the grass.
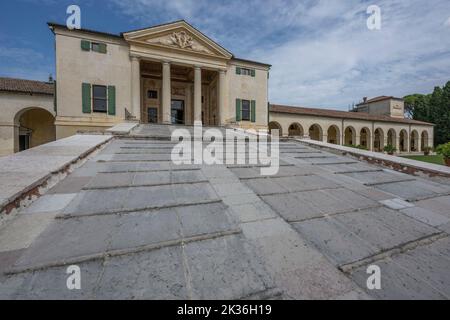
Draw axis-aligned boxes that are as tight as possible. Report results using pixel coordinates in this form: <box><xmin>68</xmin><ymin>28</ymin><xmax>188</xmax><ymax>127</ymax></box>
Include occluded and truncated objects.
<box><xmin>401</xmin><ymin>155</ymin><xmax>446</xmax><ymax>166</ymax></box>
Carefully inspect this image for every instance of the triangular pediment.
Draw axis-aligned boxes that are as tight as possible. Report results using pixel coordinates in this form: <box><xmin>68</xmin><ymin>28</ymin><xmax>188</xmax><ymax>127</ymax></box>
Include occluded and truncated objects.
<box><xmin>123</xmin><ymin>21</ymin><xmax>233</xmax><ymax>59</ymax></box>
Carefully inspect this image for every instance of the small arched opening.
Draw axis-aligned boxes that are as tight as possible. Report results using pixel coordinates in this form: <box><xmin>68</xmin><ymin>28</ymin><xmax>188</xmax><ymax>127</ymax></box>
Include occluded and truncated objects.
<box><xmin>387</xmin><ymin>129</ymin><xmax>396</xmax><ymax>148</ymax></box>
<box><xmin>288</xmin><ymin>123</ymin><xmax>304</xmax><ymax>137</ymax></box>
<box><xmin>374</xmin><ymin>128</ymin><xmax>384</xmax><ymax>152</ymax></box>
<box><xmin>14</xmin><ymin>107</ymin><xmax>56</xmax><ymax>153</ymax></box>
<box><xmin>410</xmin><ymin>130</ymin><xmax>419</xmax><ymax>152</ymax></box>
<box><xmin>344</xmin><ymin>126</ymin><xmax>356</xmax><ymax>146</ymax></box>
<box><xmin>399</xmin><ymin>129</ymin><xmax>408</xmax><ymax>152</ymax></box>
<box><xmin>327</xmin><ymin>125</ymin><xmax>340</xmax><ymax>145</ymax></box>
<box><xmin>360</xmin><ymin>128</ymin><xmax>371</xmax><ymax>149</ymax></box>
<box><xmin>268</xmin><ymin>121</ymin><xmax>283</xmax><ymax>137</ymax></box>
<box><xmin>308</xmin><ymin>124</ymin><xmax>323</xmax><ymax>141</ymax></box>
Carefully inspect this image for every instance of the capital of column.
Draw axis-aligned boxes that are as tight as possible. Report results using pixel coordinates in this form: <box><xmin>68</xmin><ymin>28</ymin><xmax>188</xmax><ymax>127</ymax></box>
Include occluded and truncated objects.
<box><xmin>162</xmin><ymin>61</ymin><xmax>171</xmax><ymax>66</ymax></box>
<box><xmin>130</xmin><ymin>55</ymin><xmax>140</xmax><ymax>62</ymax></box>
<box><xmin>219</xmin><ymin>69</ymin><xmax>226</xmax><ymax>74</ymax></box>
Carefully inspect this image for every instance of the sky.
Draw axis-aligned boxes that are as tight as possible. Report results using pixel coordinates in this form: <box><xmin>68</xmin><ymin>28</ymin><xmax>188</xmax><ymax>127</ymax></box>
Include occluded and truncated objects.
<box><xmin>1</xmin><ymin>0</ymin><xmax>450</xmax><ymax>110</ymax></box>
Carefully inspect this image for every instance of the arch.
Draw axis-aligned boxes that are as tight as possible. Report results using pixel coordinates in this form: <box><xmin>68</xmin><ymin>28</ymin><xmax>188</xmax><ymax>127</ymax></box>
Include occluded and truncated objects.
<box><xmin>399</xmin><ymin>129</ymin><xmax>408</xmax><ymax>152</ymax></box>
<box><xmin>387</xmin><ymin>129</ymin><xmax>396</xmax><ymax>148</ymax></box>
<box><xmin>421</xmin><ymin>131</ymin><xmax>429</xmax><ymax>150</ymax></box>
<box><xmin>288</xmin><ymin>122</ymin><xmax>304</xmax><ymax>137</ymax></box>
<box><xmin>268</xmin><ymin>121</ymin><xmax>283</xmax><ymax>137</ymax></box>
<box><xmin>410</xmin><ymin>130</ymin><xmax>419</xmax><ymax>152</ymax></box>
<box><xmin>327</xmin><ymin>125</ymin><xmax>340</xmax><ymax>145</ymax></box>
<box><xmin>373</xmin><ymin>128</ymin><xmax>385</xmax><ymax>152</ymax></box>
<box><xmin>14</xmin><ymin>107</ymin><xmax>56</xmax><ymax>153</ymax></box>
<box><xmin>308</xmin><ymin>124</ymin><xmax>323</xmax><ymax>141</ymax></box>
<box><xmin>344</xmin><ymin>126</ymin><xmax>356</xmax><ymax>146</ymax></box>
<box><xmin>360</xmin><ymin>127</ymin><xmax>371</xmax><ymax>149</ymax></box>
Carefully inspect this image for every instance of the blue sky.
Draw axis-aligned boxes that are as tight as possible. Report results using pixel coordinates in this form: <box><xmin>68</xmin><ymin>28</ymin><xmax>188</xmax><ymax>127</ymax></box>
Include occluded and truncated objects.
<box><xmin>1</xmin><ymin>0</ymin><xmax>450</xmax><ymax>110</ymax></box>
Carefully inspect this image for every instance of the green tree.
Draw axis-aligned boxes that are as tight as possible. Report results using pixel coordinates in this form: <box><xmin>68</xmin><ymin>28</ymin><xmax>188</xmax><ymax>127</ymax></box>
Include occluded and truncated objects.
<box><xmin>404</xmin><ymin>81</ymin><xmax>450</xmax><ymax>146</ymax></box>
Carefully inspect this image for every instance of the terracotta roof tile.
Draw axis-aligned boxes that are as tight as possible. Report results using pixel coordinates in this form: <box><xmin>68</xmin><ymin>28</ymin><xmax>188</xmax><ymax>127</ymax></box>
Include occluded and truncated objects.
<box><xmin>269</xmin><ymin>104</ymin><xmax>433</xmax><ymax>126</ymax></box>
<box><xmin>0</xmin><ymin>77</ymin><xmax>54</xmax><ymax>95</ymax></box>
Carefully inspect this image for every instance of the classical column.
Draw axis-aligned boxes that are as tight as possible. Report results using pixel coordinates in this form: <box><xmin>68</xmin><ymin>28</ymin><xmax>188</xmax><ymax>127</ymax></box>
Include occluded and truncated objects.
<box><xmin>162</xmin><ymin>61</ymin><xmax>171</xmax><ymax>124</ymax></box>
<box><xmin>131</xmin><ymin>56</ymin><xmax>141</xmax><ymax>121</ymax></box>
<box><xmin>194</xmin><ymin>66</ymin><xmax>202</xmax><ymax>123</ymax></box>
<box><xmin>218</xmin><ymin>70</ymin><xmax>226</xmax><ymax>126</ymax></box>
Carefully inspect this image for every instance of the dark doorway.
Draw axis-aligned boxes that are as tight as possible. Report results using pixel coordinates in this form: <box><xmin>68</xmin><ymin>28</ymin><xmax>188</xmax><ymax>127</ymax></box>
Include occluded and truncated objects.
<box><xmin>19</xmin><ymin>134</ymin><xmax>30</xmax><ymax>152</ymax></box>
<box><xmin>148</xmin><ymin>107</ymin><xmax>158</xmax><ymax>123</ymax></box>
<box><xmin>171</xmin><ymin>100</ymin><xmax>185</xmax><ymax>124</ymax></box>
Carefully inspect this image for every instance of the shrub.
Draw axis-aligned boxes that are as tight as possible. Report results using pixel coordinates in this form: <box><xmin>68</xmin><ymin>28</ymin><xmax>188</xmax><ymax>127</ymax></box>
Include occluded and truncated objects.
<box><xmin>383</xmin><ymin>144</ymin><xmax>397</xmax><ymax>154</ymax></box>
<box><xmin>436</xmin><ymin>142</ymin><xmax>450</xmax><ymax>159</ymax></box>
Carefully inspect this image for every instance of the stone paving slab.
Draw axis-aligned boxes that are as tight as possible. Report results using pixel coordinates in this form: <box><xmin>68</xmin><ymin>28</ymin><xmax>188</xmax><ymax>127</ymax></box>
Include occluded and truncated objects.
<box><xmin>349</xmin><ymin>257</ymin><xmax>447</xmax><ymax>300</ymax></box>
<box><xmin>342</xmin><ymin>171</ymin><xmax>416</xmax><ymax>185</ymax></box>
<box><xmin>414</xmin><ymin>195</ymin><xmax>450</xmax><ymax>219</ymax></box>
<box><xmin>184</xmin><ymin>234</ymin><xmax>275</xmax><ymax>300</ymax></box>
<box><xmin>292</xmin><ymin>218</ymin><xmax>378</xmax><ymax>266</ymax></box>
<box><xmin>60</xmin><ymin>182</ymin><xmax>220</xmax><ymax>217</ymax></box>
<box><xmin>261</xmin><ymin>188</ymin><xmax>378</xmax><ymax>222</ymax></box>
<box><xmin>334</xmin><ymin>207</ymin><xmax>440</xmax><ymax>251</ymax></box>
<box><xmin>12</xmin><ymin>202</ymin><xmax>239</xmax><ymax>272</ymax></box>
<box><xmin>2</xmin><ymin>130</ymin><xmax>450</xmax><ymax>300</ymax></box>
<box><xmin>374</xmin><ymin>180</ymin><xmax>448</xmax><ymax>201</ymax></box>
<box><xmin>85</xmin><ymin>170</ymin><xmax>207</xmax><ymax>189</ymax></box>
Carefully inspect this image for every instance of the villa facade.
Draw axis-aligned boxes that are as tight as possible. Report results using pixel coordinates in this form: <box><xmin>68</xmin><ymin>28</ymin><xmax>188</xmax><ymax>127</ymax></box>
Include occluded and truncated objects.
<box><xmin>0</xmin><ymin>20</ymin><xmax>435</xmax><ymax>156</ymax></box>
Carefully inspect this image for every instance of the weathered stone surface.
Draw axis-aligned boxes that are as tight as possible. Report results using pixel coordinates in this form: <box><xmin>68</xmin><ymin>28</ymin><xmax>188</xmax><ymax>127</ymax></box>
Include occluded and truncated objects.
<box><xmin>1</xmin><ymin>135</ymin><xmax>450</xmax><ymax>300</ymax></box>
<box><xmin>184</xmin><ymin>234</ymin><xmax>274</xmax><ymax>300</ymax></box>
<box><xmin>374</xmin><ymin>180</ymin><xmax>446</xmax><ymax>200</ymax></box>
<box><xmin>400</xmin><ymin>207</ymin><xmax>450</xmax><ymax>227</ymax></box>
<box><xmin>292</xmin><ymin>218</ymin><xmax>377</xmax><ymax>266</ymax></box>
<box><xmin>95</xmin><ymin>246</ymin><xmax>187</xmax><ymax>300</ymax></box>
<box><xmin>334</xmin><ymin>207</ymin><xmax>439</xmax><ymax>251</ymax></box>
<box><xmin>350</xmin><ymin>258</ymin><xmax>447</xmax><ymax>300</ymax></box>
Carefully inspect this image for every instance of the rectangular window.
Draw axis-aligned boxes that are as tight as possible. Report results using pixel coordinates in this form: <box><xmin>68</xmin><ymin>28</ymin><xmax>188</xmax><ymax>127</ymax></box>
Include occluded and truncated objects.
<box><xmin>241</xmin><ymin>100</ymin><xmax>250</xmax><ymax>121</ymax></box>
<box><xmin>147</xmin><ymin>90</ymin><xmax>158</xmax><ymax>99</ymax></box>
<box><xmin>91</xmin><ymin>42</ymin><xmax>101</xmax><ymax>52</ymax></box>
<box><xmin>92</xmin><ymin>85</ymin><xmax>107</xmax><ymax>113</ymax></box>
<box><xmin>240</xmin><ymin>68</ymin><xmax>252</xmax><ymax>76</ymax></box>
<box><xmin>91</xmin><ymin>42</ymin><xmax>107</xmax><ymax>54</ymax></box>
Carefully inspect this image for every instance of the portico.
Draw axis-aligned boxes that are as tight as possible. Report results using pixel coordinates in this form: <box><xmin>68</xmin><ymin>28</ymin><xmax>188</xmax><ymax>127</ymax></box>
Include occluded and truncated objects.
<box><xmin>130</xmin><ymin>58</ymin><xmax>226</xmax><ymax>126</ymax></box>
<box><xmin>123</xmin><ymin>22</ymin><xmax>232</xmax><ymax>126</ymax></box>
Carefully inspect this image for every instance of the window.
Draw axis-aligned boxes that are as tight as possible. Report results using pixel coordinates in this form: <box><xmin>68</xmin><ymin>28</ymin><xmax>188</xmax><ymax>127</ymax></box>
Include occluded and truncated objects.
<box><xmin>91</xmin><ymin>42</ymin><xmax>107</xmax><ymax>54</ymax></box>
<box><xmin>241</xmin><ymin>68</ymin><xmax>252</xmax><ymax>76</ymax></box>
<box><xmin>241</xmin><ymin>100</ymin><xmax>250</xmax><ymax>121</ymax></box>
<box><xmin>147</xmin><ymin>90</ymin><xmax>158</xmax><ymax>99</ymax></box>
<box><xmin>93</xmin><ymin>85</ymin><xmax>107</xmax><ymax>113</ymax></box>
<box><xmin>236</xmin><ymin>67</ymin><xmax>255</xmax><ymax>77</ymax></box>
<box><xmin>91</xmin><ymin>42</ymin><xmax>101</xmax><ymax>52</ymax></box>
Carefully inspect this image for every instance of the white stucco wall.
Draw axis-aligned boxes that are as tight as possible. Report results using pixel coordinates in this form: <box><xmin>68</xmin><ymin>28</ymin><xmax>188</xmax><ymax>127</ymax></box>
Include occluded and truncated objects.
<box><xmin>0</xmin><ymin>92</ymin><xmax>54</xmax><ymax>156</ymax></box>
<box><xmin>54</xmin><ymin>27</ymin><xmax>132</xmax><ymax>139</ymax></box>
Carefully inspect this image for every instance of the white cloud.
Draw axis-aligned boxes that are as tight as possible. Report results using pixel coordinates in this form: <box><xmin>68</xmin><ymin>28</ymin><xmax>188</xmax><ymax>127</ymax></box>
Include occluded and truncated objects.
<box><xmin>111</xmin><ymin>0</ymin><xmax>450</xmax><ymax>110</ymax></box>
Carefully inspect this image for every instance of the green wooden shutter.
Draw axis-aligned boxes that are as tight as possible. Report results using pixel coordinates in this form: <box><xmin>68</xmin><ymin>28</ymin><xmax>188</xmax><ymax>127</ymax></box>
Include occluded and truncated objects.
<box><xmin>99</xmin><ymin>43</ymin><xmax>107</xmax><ymax>54</ymax></box>
<box><xmin>236</xmin><ymin>67</ymin><xmax>241</xmax><ymax>75</ymax></box>
<box><xmin>82</xmin><ymin>83</ymin><xmax>91</xmax><ymax>113</ymax></box>
<box><xmin>108</xmin><ymin>86</ymin><xmax>116</xmax><ymax>116</ymax></box>
<box><xmin>236</xmin><ymin>99</ymin><xmax>242</xmax><ymax>122</ymax></box>
<box><xmin>251</xmin><ymin>69</ymin><xmax>256</xmax><ymax>77</ymax></box>
<box><xmin>81</xmin><ymin>40</ymin><xmax>91</xmax><ymax>51</ymax></box>
<box><xmin>251</xmin><ymin>100</ymin><xmax>256</xmax><ymax>123</ymax></box>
